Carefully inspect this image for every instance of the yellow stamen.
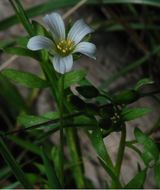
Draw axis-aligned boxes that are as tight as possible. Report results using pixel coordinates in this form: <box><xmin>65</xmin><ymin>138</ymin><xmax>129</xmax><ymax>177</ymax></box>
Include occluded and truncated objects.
<box><xmin>56</xmin><ymin>39</ymin><xmax>74</xmax><ymax>56</ymax></box>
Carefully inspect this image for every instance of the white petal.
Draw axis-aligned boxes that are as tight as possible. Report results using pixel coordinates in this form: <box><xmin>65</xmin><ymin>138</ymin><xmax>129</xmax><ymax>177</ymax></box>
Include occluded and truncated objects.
<box><xmin>27</xmin><ymin>35</ymin><xmax>53</xmax><ymax>51</ymax></box>
<box><xmin>67</xmin><ymin>19</ymin><xmax>94</xmax><ymax>45</ymax></box>
<box><xmin>52</xmin><ymin>55</ymin><xmax>73</xmax><ymax>74</ymax></box>
<box><xmin>73</xmin><ymin>42</ymin><xmax>96</xmax><ymax>59</ymax></box>
<box><xmin>43</xmin><ymin>12</ymin><xmax>65</xmax><ymax>42</ymax></box>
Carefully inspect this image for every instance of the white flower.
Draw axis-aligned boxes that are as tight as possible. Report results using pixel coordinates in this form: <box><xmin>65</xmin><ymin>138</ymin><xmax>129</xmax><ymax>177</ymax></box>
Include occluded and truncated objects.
<box><xmin>27</xmin><ymin>12</ymin><xmax>96</xmax><ymax>74</ymax></box>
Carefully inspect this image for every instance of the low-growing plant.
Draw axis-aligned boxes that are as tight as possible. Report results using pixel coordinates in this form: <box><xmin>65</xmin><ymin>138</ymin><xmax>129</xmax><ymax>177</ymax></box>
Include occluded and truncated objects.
<box><xmin>0</xmin><ymin>0</ymin><xmax>160</xmax><ymax>189</ymax></box>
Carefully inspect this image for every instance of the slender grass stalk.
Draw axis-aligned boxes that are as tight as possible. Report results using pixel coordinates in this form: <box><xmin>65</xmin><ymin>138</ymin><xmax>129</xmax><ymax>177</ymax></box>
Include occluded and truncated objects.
<box><xmin>66</xmin><ymin>128</ymin><xmax>85</xmax><ymax>188</ymax></box>
<box><xmin>59</xmin><ymin>74</ymin><xmax>65</xmax><ymax>186</ymax></box>
<box><xmin>0</xmin><ymin>138</ymin><xmax>33</xmax><ymax>188</ymax></box>
<box><xmin>8</xmin><ymin>0</ymin><xmax>34</xmax><ymax>36</ymax></box>
<box><xmin>111</xmin><ymin>125</ymin><xmax>126</xmax><ymax>188</ymax></box>
<box><xmin>115</xmin><ymin>125</ymin><xmax>126</xmax><ymax>177</ymax></box>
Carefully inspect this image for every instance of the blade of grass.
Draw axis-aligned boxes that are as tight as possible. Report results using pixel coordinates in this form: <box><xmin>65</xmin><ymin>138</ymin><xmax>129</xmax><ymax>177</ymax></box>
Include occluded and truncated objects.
<box><xmin>8</xmin><ymin>0</ymin><xmax>34</xmax><ymax>36</ymax></box>
<box><xmin>0</xmin><ymin>137</ymin><xmax>33</xmax><ymax>188</ymax></box>
<box><xmin>41</xmin><ymin>146</ymin><xmax>61</xmax><ymax>188</ymax></box>
<box><xmin>8</xmin><ymin>136</ymin><xmax>41</xmax><ymax>156</ymax></box>
<box><xmin>65</xmin><ymin>128</ymin><xmax>86</xmax><ymax>188</ymax></box>
<box><xmin>3</xmin><ymin>181</ymin><xmax>20</xmax><ymax>189</ymax></box>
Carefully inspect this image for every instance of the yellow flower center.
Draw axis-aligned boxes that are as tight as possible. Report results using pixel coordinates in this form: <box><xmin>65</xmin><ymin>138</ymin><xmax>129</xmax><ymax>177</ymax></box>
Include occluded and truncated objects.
<box><xmin>56</xmin><ymin>39</ymin><xmax>74</xmax><ymax>56</ymax></box>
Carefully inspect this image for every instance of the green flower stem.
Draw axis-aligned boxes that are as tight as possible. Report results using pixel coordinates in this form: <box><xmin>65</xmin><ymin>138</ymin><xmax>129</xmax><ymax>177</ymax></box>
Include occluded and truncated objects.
<box><xmin>63</xmin><ymin>98</ymin><xmax>85</xmax><ymax>188</ymax></box>
<box><xmin>114</xmin><ymin>125</ymin><xmax>126</xmax><ymax>181</ymax></box>
<box><xmin>110</xmin><ymin>125</ymin><xmax>126</xmax><ymax>188</ymax></box>
<box><xmin>9</xmin><ymin>0</ymin><xmax>34</xmax><ymax>36</ymax></box>
<box><xmin>59</xmin><ymin>74</ymin><xmax>65</xmax><ymax>186</ymax></box>
<box><xmin>66</xmin><ymin>128</ymin><xmax>85</xmax><ymax>188</ymax></box>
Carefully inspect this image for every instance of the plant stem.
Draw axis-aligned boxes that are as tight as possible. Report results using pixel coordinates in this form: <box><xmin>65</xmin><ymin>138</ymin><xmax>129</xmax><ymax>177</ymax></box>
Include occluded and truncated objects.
<box><xmin>111</xmin><ymin>125</ymin><xmax>126</xmax><ymax>188</ymax></box>
<box><xmin>59</xmin><ymin>74</ymin><xmax>65</xmax><ymax>186</ymax></box>
<box><xmin>9</xmin><ymin>0</ymin><xmax>34</xmax><ymax>36</ymax></box>
<box><xmin>66</xmin><ymin>128</ymin><xmax>85</xmax><ymax>188</ymax></box>
<box><xmin>115</xmin><ymin>125</ymin><xmax>126</xmax><ymax>177</ymax></box>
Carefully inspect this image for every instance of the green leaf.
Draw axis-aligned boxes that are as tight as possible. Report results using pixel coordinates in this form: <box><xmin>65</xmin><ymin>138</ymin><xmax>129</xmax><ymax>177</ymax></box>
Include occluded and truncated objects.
<box><xmin>0</xmin><ymin>73</ymin><xmax>27</xmax><ymax>113</ymax></box>
<box><xmin>0</xmin><ymin>39</ymin><xmax>15</xmax><ymax>49</ymax></box>
<box><xmin>113</xmin><ymin>90</ymin><xmax>139</xmax><ymax>104</ymax></box>
<box><xmin>32</xmin><ymin>20</ymin><xmax>50</xmax><ymax>36</ymax></box>
<box><xmin>9</xmin><ymin>0</ymin><xmax>34</xmax><ymax>36</ymax></box>
<box><xmin>124</xmin><ymin>169</ymin><xmax>147</xmax><ymax>189</ymax></box>
<box><xmin>74</xmin><ymin>115</ymin><xmax>97</xmax><ymax>128</ymax></box>
<box><xmin>8</xmin><ymin>136</ymin><xmax>41</xmax><ymax>155</ymax></box>
<box><xmin>68</xmin><ymin>95</ymin><xmax>86</xmax><ymax>111</ymax></box>
<box><xmin>121</xmin><ymin>107</ymin><xmax>152</xmax><ymax>121</ymax></box>
<box><xmin>64</xmin><ymin>70</ymin><xmax>87</xmax><ymax>89</ymax></box>
<box><xmin>4</xmin><ymin>47</ymin><xmax>40</xmax><ymax>60</ymax></box>
<box><xmin>134</xmin><ymin>78</ymin><xmax>154</xmax><ymax>91</ymax></box>
<box><xmin>134</xmin><ymin>128</ymin><xmax>159</xmax><ymax>163</ymax></box>
<box><xmin>87</xmin><ymin>128</ymin><xmax>113</xmax><ymax>169</ymax></box>
<box><xmin>141</xmin><ymin>151</ymin><xmax>154</xmax><ymax>165</ymax></box>
<box><xmin>0</xmin><ymin>138</ymin><xmax>33</xmax><ymax>188</ymax></box>
<box><xmin>18</xmin><ymin>112</ymin><xmax>59</xmax><ymax>127</ymax></box>
<box><xmin>76</xmin><ymin>85</ymin><xmax>99</xmax><ymax>98</ymax></box>
<box><xmin>85</xmin><ymin>103</ymin><xmax>99</xmax><ymax>116</ymax></box>
<box><xmin>154</xmin><ymin>155</ymin><xmax>160</xmax><ymax>187</ymax></box>
<box><xmin>2</xmin><ymin>69</ymin><xmax>49</xmax><ymax>89</ymax></box>
<box><xmin>41</xmin><ymin>146</ymin><xmax>61</xmax><ymax>188</ymax></box>
<box><xmin>51</xmin><ymin>147</ymin><xmax>61</xmax><ymax>180</ymax></box>
<box><xmin>3</xmin><ymin>181</ymin><xmax>20</xmax><ymax>189</ymax></box>
<box><xmin>98</xmin><ymin>157</ymin><xmax>121</xmax><ymax>188</ymax></box>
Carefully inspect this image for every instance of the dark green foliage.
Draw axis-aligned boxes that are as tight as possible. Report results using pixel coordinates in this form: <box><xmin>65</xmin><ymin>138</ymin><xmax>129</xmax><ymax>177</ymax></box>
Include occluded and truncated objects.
<box><xmin>113</xmin><ymin>89</ymin><xmax>139</xmax><ymax>104</ymax></box>
<box><xmin>76</xmin><ymin>85</ymin><xmax>99</xmax><ymax>99</ymax></box>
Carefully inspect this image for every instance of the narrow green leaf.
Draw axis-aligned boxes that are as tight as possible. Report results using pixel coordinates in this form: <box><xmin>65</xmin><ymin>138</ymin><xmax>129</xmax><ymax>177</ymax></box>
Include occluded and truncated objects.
<box><xmin>4</xmin><ymin>47</ymin><xmax>40</xmax><ymax>60</ymax></box>
<box><xmin>65</xmin><ymin>128</ymin><xmax>85</xmax><ymax>188</ymax></box>
<box><xmin>0</xmin><ymin>74</ymin><xmax>27</xmax><ymax>113</ymax></box>
<box><xmin>87</xmin><ymin>128</ymin><xmax>113</xmax><ymax>169</ymax></box>
<box><xmin>155</xmin><ymin>155</ymin><xmax>160</xmax><ymax>187</ymax></box>
<box><xmin>8</xmin><ymin>136</ymin><xmax>41</xmax><ymax>155</ymax></box>
<box><xmin>76</xmin><ymin>85</ymin><xmax>99</xmax><ymax>98</ymax></box>
<box><xmin>141</xmin><ymin>151</ymin><xmax>154</xmax><ymax>165</ymax></box>
<box><xmin>0</xmin><ymin>39</ymin><xmax>15</xmax><ymax>49</ymax></box>
<box><xmin>125</xmin><ymin>142</ymin><xmax>143</xmax><ymax>162</ymax></box>
<box><xmin>134</xmin><ymin>78</ymin><xmax>154</xmax><ymax>91</ymax></box>
<box><xmin>3</xmin><ymin>181</ymin><xmax>20</xmax><ymax>189</ymax></box>
<box><xmin>124</xmin><ymin>169</ymin><xmax>147</xmax><ymax>189</ymax></box>
<box><xmin>51</xmin><ymin>147</ymin><xmax>61</xmax><ymax>180</ymax></box>
<box><xmin>18</xmin><ymin>112</ymin><xmax>59</xmax><ymax>127</ymax></box>
<box><xmin>134</xmin><ymin>128</ymin><xmax>159</xmax><ymax>162</ymax></box>
<box><xmin>121</xmin><ymin>107</ymin><xmax>152</xmax><ymax>121</ymax></box>
<box><xmin>113</xmin><ymin>90</ymin><xmax>139</xmax><ymax>104</ymax></box>
<box><xmin>2</xmin><ymin>69</ymin><xmax>49</xmax><ymax>89</ymax></box>
<box><xmin>68</xmin><ymin>95</ymin><xmax>86</xmax><ymax>111</ymax></box>
<box><xmin>0</xmin><ymin>138</ymin><xmax>33</xmax><ymax>188</ymax></box>
<box><xmin>0</xmin><ymin>167</ymin><xmax>11</xmax><ymax>180</ymax></box>
<box><xmin>64</xmin><ymin>70</ymin><xmax>87</xmax><ymax>89</ymax></box>
<box><xmin>9</xmin><ymin>0</ymin><xmax>34</xmax><ymax>36</ymax></box>
<box><xmin>98</xmin><ymin>157</ymin><xmax>121</xmax><ymax>188</ymax></box>
<box><xmin>41</xmin><ymin>146</ymin><xmax>61</xmax><ymax>188</ymax></box>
